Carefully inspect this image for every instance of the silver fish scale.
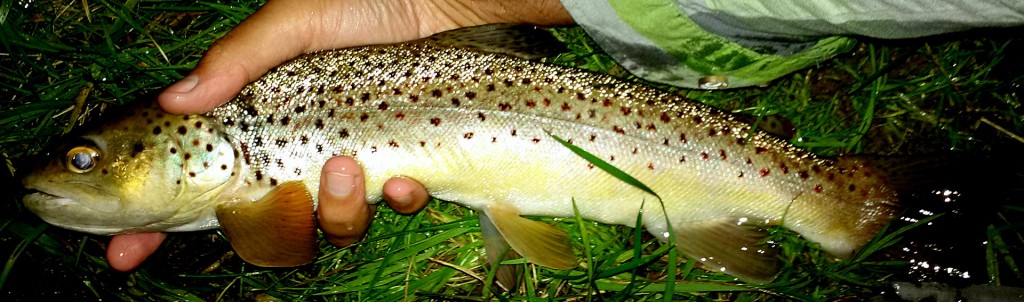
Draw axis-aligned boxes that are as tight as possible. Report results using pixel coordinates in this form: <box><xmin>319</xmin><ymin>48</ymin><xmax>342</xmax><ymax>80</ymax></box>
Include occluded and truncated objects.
<box><xmin>207</xmin><ymin>41</ymin><xmax>896</xmax><ymax>256</ymax></box>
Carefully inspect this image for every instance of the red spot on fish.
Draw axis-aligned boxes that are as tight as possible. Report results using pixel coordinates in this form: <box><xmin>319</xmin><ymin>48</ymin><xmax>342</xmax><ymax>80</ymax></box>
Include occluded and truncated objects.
<box><xmin>526</xmin><ymin>100</ymin><xmax>537</xmax><ymax>108</ymax></box>
<box><xmin>561</xmin><ymin>102</ymin><xmax>571</xmax><ymax>111</ymax></box>
<box><xmin>543</xmin><ymin>98</ymin><xmax>552</xmax><ymax>107</ymax></box>
<box><xmin>612</xmin><ymin>126</ymin><xmax>625</xmax><ymax>134</ymax></box>
<box><xmin>693</xmin><ymin>116</ymin><xmax>703</xmax><ymax>124</ymax></box>
<box><xmin>814</xmin><ymin>184</ymin><xmax>824</xmax><ymax>193</ymax></box>
<box><xmin>760</xmin><ymin>168</ymin><xmax>770</xmax><ymax>177</ymax></box>
<box><xmin>620</xmin><ymin>106</ymin><xmax>632</xmax><ymax>116</ymax></box>
<box><xmin>648</xmin><ymin>163</ymin><xmax>654</xmax><ymax>170</ymax></box>
<box><xmin>395</xmin><ymin>112</ymin><xmax>406</xmax><ymax>120</ymax></box>
<box><xmin>708</xmin><ymin>129</ymin><xmax>717</xmax><ymax>137</ymax></box>
<box><xmin>409</xmin><ymin>95</ymin><xmax>420</xmax><ymax>103</ymax></box>
<box><xmin>660</xmin><ymin>112</ymin><xmax>671</xmax><ymax>123</ymax></box>
<box><xmin>799</xmin><ymin>170</ymin><xmax>809</xmax><ymax>179</ymax></box>
<box><xmin>755</xmin><ymin>147</ymin><xmax>768</xmax><ymax>154</ymax></box>
<box><xmin>719</xmin><ymin>149</ymin><xmax>727</xmax><ymax>160</ymax></box>
<box><xmin>576</xmin><ymin>92</ymin><xmax>586</xmax><ymax>100</ymax></box>
<box><xmin>602</xmin><ymin>99</ymin><xmax>612</xmax><ymax>107</ymax></box>
<box><xmin>700</xmin><ymin>152</ymin><xmax>709</xmax><ymax>160</ymax></box>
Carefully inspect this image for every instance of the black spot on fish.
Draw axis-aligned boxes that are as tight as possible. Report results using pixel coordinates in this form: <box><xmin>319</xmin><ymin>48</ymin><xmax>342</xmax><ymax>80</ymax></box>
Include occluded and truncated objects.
<box><xmin>451</xmin><ymin>98</ymin><xmax>461</xmax><ymax>106</ymax></box>
<box><xmin>760</xmin><ymin>168</ymin><xmax>770</xmax><ymax>177</ymax></box>
<box><xmin>255</xmin><ymin>170</ymin><xmax>263</xmax><ymax>181</ymax></box>
<box><xmin>280</xmin><ymin>116</ymin><xmax>290</xmax><ymax>126</ymax></box>
<box><xmin>465</xmin><ymin>91</ymin><xmax>476</xmax><ymax>100</ymax></box>
<box><xmin>477</xmin><ymin>112</ymin><xmax>486</xmax><ymax>121</ymax></box>
<box><xmin>531</xmin><ymin>137</ymin><xmax>540</xmax><ymax>144</ymax></box>
<box><xmin>486</xmin><ymin>84</ymin><xmax>495</xmax><ymax>91</ymax></box>
<box><xmin>388</xmin><ymin>140</ymin><xmax>399</xmax><ymax>148</ymax></box>
<box><xmin>221</xmin><ymin>164</ymin><xmax>228</xmax><ymax>170</ymax></box>
<box><xmin>814</xmin><ymin>184</ymin><xmax>823</xmax><ymax>193</ymax></box>
<box><xmin>152</xmin><ymin>126</ymin><xmax>162</xmax><ymax>135</ymax></box>
<box><xmin>177</xmin><ymin>126</ymin><xmax>187</xmax><ymax>135</ymax></box>
<box><xmin>700</xmin><ymin>152</ymin><xmax>709</xmax><ymax>160</ymax></box>
<box><xmin>693</xmin><ymin>116</ymin><xmax>703</xmax><ymax>124</ymax></box>
<box><xmin>206</xmin><ymin>144</ymin><xmax>213</xmax><ymax>152</ymax></box>
<box><xmin>360</xmin><ymin>92</ymin><xmax>371</xmax><ymax>102</ymax></box>
<box><xmin>315</xmin><ymin>119</ymin><xmax>325</xmax><ymax>129</ymax></box>
<box><xmin>270</xmin><ymin>178</ymin><xmax>278</xmax><ymax>186</ymax></box>
<box><xmin>194</xmin><ymin>121</ymin><xmax>203</xmax><ymax>129</ymax></box>
<box><xmin>464</xmin><ymin>132</ymin><xmax>474</xmax><ymax>139</ymax></box>
<box><xmin>184</xmin><ymin>152</ymin><xmax>192</xmax><ymax>160</ymax></box>
<box><xmin>378</xmin><ymin>101</ymin><xmax>389</xmax><ymax>111</ymax></box>
<box><xmin>300</xmin><ymin>136</ymin><xmax>309</xmax><ymax>144</ymax></box>
<box><xmin>339</xmin><ymin>129</ymin><xmax>350</xmax><ymax>138</ymax></box>
<box><xmin>755</xmin><ymin>147</ymin><xmax>768</xmax><ymax>154</ymax></box>
<box><xmin>170</xmin><ymin>147</ymin><xmax>177</xmax><ymax>154</ymax></box>
<box><xmin>720</xmin><ymin>150</ymin><xmax>728</xmax><ymax>160</ymax></box>
<box><xmin>275</xmin><ymin>139</ymin><xmax>287</xmax><ymax>147</ymax></box>
<box><xmin>432</xmin><ymin>89</ymin><xmax>443</xmax><ymax>97</ymax></box>
<box><xmin>189</xmin><ymin>172</ymin><xmax>196</xmax><ymax>177</ymax></box>
<box><xmin>360</xmin><ymin>113</ymin><xmax>369</xmax><ymax>122</ymax></box>
<box><xmin>430</xmin><ymin>118</ymin><xmax>441</xmax><ymax>126</ymax></box>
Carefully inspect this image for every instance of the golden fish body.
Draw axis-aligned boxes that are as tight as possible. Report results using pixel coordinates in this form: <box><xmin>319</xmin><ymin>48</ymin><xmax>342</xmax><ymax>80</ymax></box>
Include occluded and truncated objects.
<box><xmin>23</xmin><ymin>28</ymin><xmax>897</xmax><ymax>281</ymax></box>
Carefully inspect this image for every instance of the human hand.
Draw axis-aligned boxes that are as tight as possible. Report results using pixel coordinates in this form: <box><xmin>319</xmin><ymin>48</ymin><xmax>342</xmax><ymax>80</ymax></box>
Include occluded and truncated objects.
<box><xmin>107</xmin><ymin>0</ymin><xmax>571</xmax><ymax>271</ymax></box>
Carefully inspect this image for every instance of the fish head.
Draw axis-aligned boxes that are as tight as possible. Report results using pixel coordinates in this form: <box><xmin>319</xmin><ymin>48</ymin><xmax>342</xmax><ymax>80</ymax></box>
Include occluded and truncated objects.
<box><xmin>22</xmin><ymin>102</ymin><xmax>240</xmax><ymax>235</ymax></box>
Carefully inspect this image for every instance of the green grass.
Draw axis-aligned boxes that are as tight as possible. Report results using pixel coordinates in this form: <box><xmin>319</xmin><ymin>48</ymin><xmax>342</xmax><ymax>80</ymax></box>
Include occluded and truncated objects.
<box><xmin>2</xmin><ymin>0</ymin><xmax>1022</xmax><ymax>300</ymax></box>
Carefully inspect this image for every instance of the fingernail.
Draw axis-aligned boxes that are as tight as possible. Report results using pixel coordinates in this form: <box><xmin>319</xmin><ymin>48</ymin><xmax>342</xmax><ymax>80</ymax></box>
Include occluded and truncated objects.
<box><xmin>165</xmin><ymin>74</ymin><xmax>199</xmax><ymax>93</ymax></box>
<box><xmin>326</xmin><ymin>172</ymin><xmax>354</xmax><ymax>198</ymax></box>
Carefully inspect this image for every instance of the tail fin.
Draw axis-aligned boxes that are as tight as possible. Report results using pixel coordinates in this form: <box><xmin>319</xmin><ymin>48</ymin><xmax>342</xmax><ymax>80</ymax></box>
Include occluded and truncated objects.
<box><xmin>867</xmin><ymin>153</ymin><xmax>1023</xmax><ymax>284</ymax></box>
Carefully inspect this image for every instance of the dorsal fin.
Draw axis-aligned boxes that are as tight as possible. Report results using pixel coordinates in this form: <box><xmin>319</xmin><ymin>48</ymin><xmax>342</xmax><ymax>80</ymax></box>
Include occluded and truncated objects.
<box><xmin>423</xmin><ymin>24</ymin><xmax>565</xmax><ymax>60</ymax></box>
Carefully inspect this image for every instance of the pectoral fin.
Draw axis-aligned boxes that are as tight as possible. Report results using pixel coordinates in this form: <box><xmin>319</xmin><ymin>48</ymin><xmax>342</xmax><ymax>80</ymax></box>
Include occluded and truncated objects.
<box><xmin>673</xmin><ymin>218</ymin><xmax>779</xmax><ymax>283</ymax></box>
<box><xmin>216</xmin><ymin>181</ymin><xmax>317</xmax><ymax>267</ymax></box>
<box><xmin>483</xmin><ymin>203</ymin><xmax>576</xmax><ymax>269</ymax></box>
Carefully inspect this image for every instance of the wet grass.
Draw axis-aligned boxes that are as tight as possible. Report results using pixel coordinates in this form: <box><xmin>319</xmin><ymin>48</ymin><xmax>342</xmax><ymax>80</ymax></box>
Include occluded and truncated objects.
<box><xmin>2</xmin><ymin>0</ymin><xmax>1023</xmax><ymax>301</ymax></box>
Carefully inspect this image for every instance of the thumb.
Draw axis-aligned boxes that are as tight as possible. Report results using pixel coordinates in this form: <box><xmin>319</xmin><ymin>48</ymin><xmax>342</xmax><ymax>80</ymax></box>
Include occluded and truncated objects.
<box><xmin>158</xmin><ymin>0</ymin><xmax>320</xmax><ymax>114</ymax></box>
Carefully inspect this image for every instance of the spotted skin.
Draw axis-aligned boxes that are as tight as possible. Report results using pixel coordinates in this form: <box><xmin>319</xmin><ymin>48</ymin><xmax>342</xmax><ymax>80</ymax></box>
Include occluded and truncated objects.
<box><xmin>212</xmin><ymin>41</ymin><xmax>897</xmax><ymax>258</ymax></box>
<box><xmin>23</xmin><ymin>34</ymin><xmax>898</xmax><ymax>280</ymax></box>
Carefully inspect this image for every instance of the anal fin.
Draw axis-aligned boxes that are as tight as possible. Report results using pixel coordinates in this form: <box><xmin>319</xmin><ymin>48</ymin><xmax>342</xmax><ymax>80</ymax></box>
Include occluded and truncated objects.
<box><xmin>673</xmin><ymin>218</ymin><xmax>779</xmax><ymax>283</ymax></box>
<box><xmin>216</xmin><ymin>181</ymin><xmax>317</xmax><ymax>267</ymax></box>
<box><xmin>483</xmin><ymin>203</ymin><xmax>575</xmax><ymax>269</ymax></box>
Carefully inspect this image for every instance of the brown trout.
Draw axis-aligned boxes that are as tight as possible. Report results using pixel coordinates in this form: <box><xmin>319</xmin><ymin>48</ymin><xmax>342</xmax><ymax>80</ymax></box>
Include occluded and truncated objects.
<box><xmin>22</xmin><ymin>26</ymin><xmax>899</xmax><ymax>282</ymax></box>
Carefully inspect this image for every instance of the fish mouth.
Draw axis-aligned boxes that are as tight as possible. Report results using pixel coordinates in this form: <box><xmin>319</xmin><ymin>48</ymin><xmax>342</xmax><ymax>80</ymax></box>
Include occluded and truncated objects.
<box><xmin>23</xmin><ymin>190</ymin><xmax>77</xmax><ymax>208</ymax></box>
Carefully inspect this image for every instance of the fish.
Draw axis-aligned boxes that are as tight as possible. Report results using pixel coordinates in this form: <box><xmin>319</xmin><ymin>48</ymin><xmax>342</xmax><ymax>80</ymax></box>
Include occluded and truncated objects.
<box><xmin>22</xmin><ymin>25</ymin><xmax>903</xmax><ymax>283</ymax></box>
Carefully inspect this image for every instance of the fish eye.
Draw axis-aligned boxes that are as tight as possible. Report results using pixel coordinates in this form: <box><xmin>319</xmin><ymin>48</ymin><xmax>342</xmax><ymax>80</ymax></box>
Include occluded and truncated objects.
<box><xmin>66</xmin><ymin>146</ymin><xmax>100</xmax><ymax>173</ymax></box>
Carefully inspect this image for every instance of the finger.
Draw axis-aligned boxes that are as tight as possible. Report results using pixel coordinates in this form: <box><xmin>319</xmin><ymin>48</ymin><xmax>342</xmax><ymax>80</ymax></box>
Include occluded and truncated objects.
<box><xmin>106</xmin><ymin>232</ymin><xmax>168</xmax><ymax>272</ymax></box>
<box><xmin>318</xmin><ymin>156</ymin><xmax>375</xmax><ymax>247</ymax></box>
<box><xmin>158</xmin><ymin>0</ymin><xmax>321</xmax><ymax>114</ymax></box>
<box><xmin>383</xmin><ymin>177</ymin><xmax>429</xmax><ymax>215</ymax></box>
